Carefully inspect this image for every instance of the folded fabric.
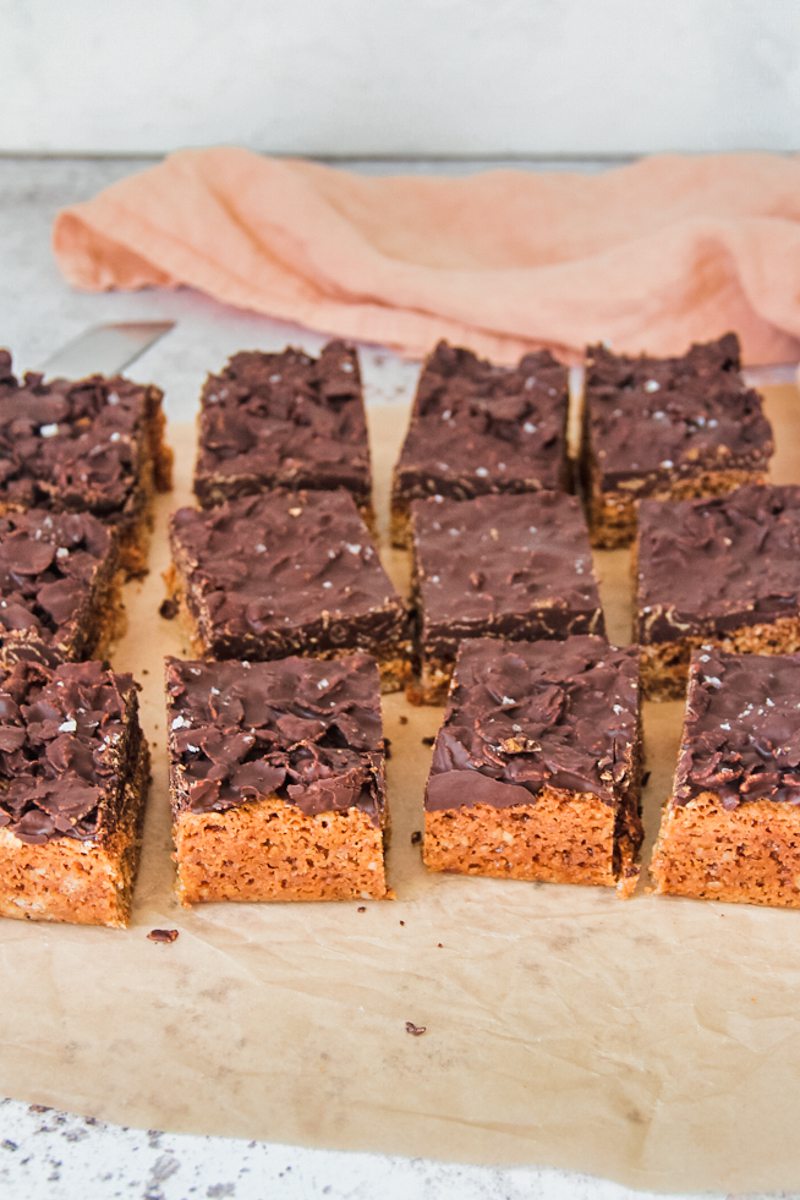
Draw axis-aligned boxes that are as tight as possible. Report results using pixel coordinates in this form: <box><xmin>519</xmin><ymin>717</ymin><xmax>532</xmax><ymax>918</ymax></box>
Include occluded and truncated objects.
<box><xmin>52</xmin><ymin>147</ymin><xmax>800</xmax><ymax>364</ymax></box>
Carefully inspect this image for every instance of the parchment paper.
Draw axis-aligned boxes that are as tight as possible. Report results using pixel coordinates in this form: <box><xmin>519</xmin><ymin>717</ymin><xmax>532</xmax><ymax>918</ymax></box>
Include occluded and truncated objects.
<box><xmin>1</xmin><ymin>387</ymin><xmax>799</xmax><ymax>1193</ymax></box>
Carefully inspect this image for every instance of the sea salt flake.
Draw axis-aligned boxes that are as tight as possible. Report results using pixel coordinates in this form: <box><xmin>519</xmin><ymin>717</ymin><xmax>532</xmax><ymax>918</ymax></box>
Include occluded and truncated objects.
<box><xmin>39</xmin><ymin>423</ymin><xmax>58</xmax><ymax>438</ymax></box>
<box><xmin>644</xmin><ymin>380</ymin><xmax>660</xmax><ymax>393</ymax></box>
<box><xmin>58</xmin><ymin>718</ymin><xmax>77</xmax><ymax>733</ymax></box>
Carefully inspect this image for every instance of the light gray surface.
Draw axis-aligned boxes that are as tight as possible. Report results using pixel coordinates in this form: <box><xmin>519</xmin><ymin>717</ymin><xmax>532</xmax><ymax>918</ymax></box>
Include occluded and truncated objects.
<box><xmin>3</xmin><ymin>0</ymin><xmax>799</xmax><ymax>156</ymax></box>
<box><xmin>0</xmin><ymin>155</ymin><xmax>790</xmax><ymax>1200</ymax></box>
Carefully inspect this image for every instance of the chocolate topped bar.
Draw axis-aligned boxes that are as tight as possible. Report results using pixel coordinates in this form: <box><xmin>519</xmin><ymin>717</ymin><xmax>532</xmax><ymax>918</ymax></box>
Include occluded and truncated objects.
<box><xmin>586</xmin><ymin>333</ymin><xmax>771</xmax><ymax>488</ymax></box>
<box><xmin>0</xmin><ymin>509</ymin><xmax>120</xmax><ymax>667</ymax></box>
<box><xmin>423</xmin><ymin>637</ymin><xmax>643</xmax><ymax>891</ymax></box>
<box><xmin>582</xmin><ymin>333</ymin><xmax>773</xmax><ymax>547</ymax></box>
<box><xmin>166</xmin><ymin>655</ymin><xmax>384</xmax><ymax>823</ymax></box>
<box><xmin>636</xmin><ymin>485</ymin><xmax>800</xmax><ymax>699</ymax></box>
<box><xmin>673</xmin><ymin>648</ymin><xmax>800</xmax><ymax>809</ymax></box>
<box><xmin>651</xmin><ymin>648</ymin><xmax>800</xmax><ymax>908</ymax></box>
<box><xmin>411</xmin><ymin>490</ymin><xmax>603</xmax><ymax>700</ymax></box>
<box><xmin>168</xmin><ymin>490</ymin><xmax>411</xmax><ymax>690</ymax></box>
<box><xmin>638</xmin><ymin>485</ymin><xmax>800</xmax><ymax>644</ymax></box>
<box><xmin>194</xmin><ymin>341</ymin><xmax>371</xmax><ymax>510</ymax></box>
<box><xmin>0</xmin><ymin>660</ymin><xmax>139</xmax><ymax>845</ymax></box>
<box><xmin>0</xmin><ymin>658</ymin><xmax>149</xmax><ymax>926</ymax></box>
<box><xmin>166</xmin><ymin>654</ymin><xmax>390</xmax><ymax>904</ymax></box>
<box><xmin>0</xmin><ymin>351</ymin><xmax>172</xmax><ymax>575</ymax></box>
<box><xmin>392</xmin><ymin>341</ymin><xmax>569</xmax><ymax>545</ymax></box>
<box><xmin>427</xmin><ymin>637</ymin><xmax>639</xmax><ymax>811</ymax></box>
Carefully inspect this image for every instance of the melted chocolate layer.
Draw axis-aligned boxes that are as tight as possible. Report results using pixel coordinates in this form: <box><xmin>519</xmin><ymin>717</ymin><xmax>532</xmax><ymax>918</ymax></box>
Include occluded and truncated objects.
<box><xmin>393</xmin><ymin>341</ymin><xmax>568</xmax><ymax>504</ymax></box>
<box><xmin>165</xmin><ymin>654</ymin><xmax>386</xmax><ymax>823</ymax></box>
<box><xmin>585</xmin><ymin>333</ymin><xmax>773</xmax><ymax>491</ymax></box>
<box><xmin>411</xmin><ymin>490</ymin><xmax>604</xmax><ymax>662</ymax></box>
<box><xmin>0</xmin><ymin>659</ymin><xmax>139</xmax><ymax>845</ymax></box>
<box><xmin>674</xmin><ymin>648</ymin><xmax>800</xmax><ymax>808</ymax></box>
<box><xmin>194</xmin><ymin>342</ymin><xmax>371</xmax><ymax>506</ymax></box>
<box><xmin>426</xmin><ymin>637</ymin><xmax>639</xmax><ymax>811</ymax></box>
<box><xmin>0</xmin><ymin>509</ymin><xmax>116</xmax><ymax>664</ymax></box>
<box><xmin>170</xmin><ymin>490</ymin><xmax>408</xmax><ymax>660</ymax></box>
<box><xmin>0</xmin><ymin>350</ymin><xmax>160</xmax><ymax>519</ymax></box>
<box><xmin>637</xmin><ymin>485</ymin><xmax>800</xmax><ymax>644</ymax></box>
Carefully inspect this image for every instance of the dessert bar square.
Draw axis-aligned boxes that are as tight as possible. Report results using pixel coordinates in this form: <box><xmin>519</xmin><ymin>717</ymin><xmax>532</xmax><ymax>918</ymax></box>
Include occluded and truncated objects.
<box><xmin>391</xmin><ymin>341</ymin><xmax>569</xmax><ymax>547</ymax></box>
<box><xmin>636</xmin><ymin>485</ymin><xmax>800</xmax><ymax>700</ymax></box>
<box><xmin>423</xmin><ymin>637</ymin><xmax>642</xmax><ymax>892</ymax></box>
<box><xmin>194</xmin><ymin>341</ymin><xmax>372</xmax><ymax>518</ymax></box>
<box><xmin>410</xmin><ymin>490</ymin><xmax>604</xmax><ymax>703</ymax></box>
<box><xmin>0</xmin><ymin>660</ymin><xmax>149</xmax><ymax>927</ymax></box>
<box><xmin>0</xmin><ymin>509</ymin><xmax>123</xmax><ymax>668</ymax></box>
<box><xmin>0</xmin><ymin>351</ymin><xmax>173</xmax><ymax>577</ymax></box>
<box><xmin>167</xmin><ymin>490</ymin><xmax>411</xmax><ymax>692</ymax></box>
<box><xmin>166</xmin><ymin>654</ymin><xmax>389</xmax><ymax>904</ymax></box>
<box><xmin>581</xmin><ymin>333</ymin><xmax>773</xmax><ymax>548</ymax></box>
<box><xmin>651</xmin><ymin>648</ymin><xmax>800</xmax><ymax>907</ymax></box>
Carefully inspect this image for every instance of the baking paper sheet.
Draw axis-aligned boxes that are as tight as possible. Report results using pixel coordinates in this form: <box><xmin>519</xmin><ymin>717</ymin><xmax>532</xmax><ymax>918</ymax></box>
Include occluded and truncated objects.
<box><xmin>1</xmin><ymin>386</ymin><xmax>799</xmax><ymax>1193</ymax></box>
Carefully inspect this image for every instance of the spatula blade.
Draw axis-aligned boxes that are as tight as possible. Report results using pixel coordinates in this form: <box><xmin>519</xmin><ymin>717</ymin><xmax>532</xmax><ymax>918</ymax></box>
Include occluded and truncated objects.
<box><xmin>39</xmin><ymin>321</ymin><xmax>175</xmax><ymax>378</ymax></box>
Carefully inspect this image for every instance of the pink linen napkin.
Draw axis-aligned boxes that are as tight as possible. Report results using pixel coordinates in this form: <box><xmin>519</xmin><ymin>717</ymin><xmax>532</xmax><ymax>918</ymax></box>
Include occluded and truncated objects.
<box><xmin>52</xmin><ymin>147</ymin><xmax>800</xmax><ymax>364</ymax></box>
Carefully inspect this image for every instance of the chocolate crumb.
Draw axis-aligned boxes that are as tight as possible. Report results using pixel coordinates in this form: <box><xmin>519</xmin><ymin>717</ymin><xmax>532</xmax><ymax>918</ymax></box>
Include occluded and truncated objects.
<box><xmin>147</xmin><ymin>928</ymin><xmax>179</xmax><ymax>944</ymax></box>
<box><xmin>410</xmin><ymin>830</ymin><xmax>422</xmax><ymax>845</ymax></box>
<box><xmin>159</xmin><ymin>598</ymin><xmax>178</xmax><ymax>620</ymax></box>
<box><xmin>357</xmin><ymin>905</ymin><xmax>366</xmax><ymax>913</ymax></box>
<box><xmin>142</xmin><ymin>668</ymin><xmax>149</xmax><ymax>676</ymax></box>
<box><xmin>399</xmin><ymin>714</ymin><xmax>409</xmax><ymax>725</ymax></box>
<box><xmin>405</xmin><ymin>1021</ymin><xmax>427</xmax><ymax>1037</ymax></box>
<box><xmin>384</xmin><ymin>736</ymin><xmax>392</xmax><ymax>759</ymax></box>
<box><xmin>421</xmin><ymin>735</ymin><xmax>435</xmax><ymax>746</ymax></box>
<box><xmin>399</xmin><ymin>919</ymin><xmax>405</xmax><ymax>926</ymax></box>
<box><xmin>437</xmin><ymin>942</ymin><xmax>443</xmax><ymax>948</ymax></box>
<box><xmin>642</xmin><ymin>770</ymin><xmax>651</xmax><ymax>786</ymax></box>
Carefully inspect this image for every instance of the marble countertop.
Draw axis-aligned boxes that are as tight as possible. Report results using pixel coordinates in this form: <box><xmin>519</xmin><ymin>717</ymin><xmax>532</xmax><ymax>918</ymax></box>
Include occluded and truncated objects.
<box><xmin>0</xmin><ymin>156</ymin><xmax>784</xmax><ymax>1200</ymax></box>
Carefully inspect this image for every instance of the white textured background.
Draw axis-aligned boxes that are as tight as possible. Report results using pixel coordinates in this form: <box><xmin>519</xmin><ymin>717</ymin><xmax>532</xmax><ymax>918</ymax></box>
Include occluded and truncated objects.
<box><xmin>2</xmin><ymin>0</ymin><xmax>799</xmax><ymax>156</ymax></box>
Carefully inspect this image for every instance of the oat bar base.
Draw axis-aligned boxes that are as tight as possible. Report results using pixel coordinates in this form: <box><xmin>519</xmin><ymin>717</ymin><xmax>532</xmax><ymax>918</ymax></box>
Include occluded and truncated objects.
<box><xmin>174</xmin><ymin>795</ymin><xmax>389</xmax><ymax>905</ymax></box>
<box><xmin>424</xmin><ymin>788</ymin><xmax>639</xmax><ymax>896</ymax></box>
<box><xmin>651</xmin><ymin>791</ymin><xmax>800</xmax><ymax>908</ymax></box>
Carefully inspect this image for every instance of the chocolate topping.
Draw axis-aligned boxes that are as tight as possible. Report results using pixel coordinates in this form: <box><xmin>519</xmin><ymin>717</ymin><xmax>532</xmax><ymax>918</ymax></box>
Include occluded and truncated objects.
<box><xmin>165</xmin><ymin>654</ymin><xmax>386</xmax><ymax>823</ymax></box>
<box><xmin>194</xmin><ymin>341</ymin><xmax>371</xmax><ymax>506</ymax></box>
<box><xmin>0</xmin><ymin>509</ymin><xmax>115</xmax><ymax>662</ymax></box>
<box><xmin>674</xmin><ymin>648</ymin><xmax>800</xmax><ymax>808</ymax></box>
<box><xmin>426</xmin><ymin>637</ymin><xmax>639</xmax><ymax>812</ymax></box>
<box><xmin>393</xmin><ymin>341</ymin><xmax>568</xmax><ymax>503</ymax></box>
<box><xmin>586</xmin><ymin>333</ymin><xmax>773</xmax><ymax>490</ymax></box>
<box><xmin>0</xmin><ymin>351</ymin><xmax>160</xmax><ymax>518</ymax></box>
<box><xmin>637</xmin><ymin>485</ymin><xmax>800</xmax><ymax>644</ymax></box>
<box><xmin>0</xmin><ymin>659</ymin><xmax>138</xmax><ymax>844</ymax></box>
<box><xmin>170</xmin><ymin>490</ymin><xmax>407</xmax><ymax>660</ymax></box>
<box><xmin>412</xmin><ymin>491</ymin><xmax>604</xmax><ymax>661</ymax></box>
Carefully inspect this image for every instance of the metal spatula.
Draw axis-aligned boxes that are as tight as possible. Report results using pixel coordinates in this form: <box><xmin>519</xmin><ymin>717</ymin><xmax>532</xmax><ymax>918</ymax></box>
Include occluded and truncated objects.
<box><xmin>38</xmin><ymin>321</ymin><xmax>175</xmax><ymax>377</ymax></box>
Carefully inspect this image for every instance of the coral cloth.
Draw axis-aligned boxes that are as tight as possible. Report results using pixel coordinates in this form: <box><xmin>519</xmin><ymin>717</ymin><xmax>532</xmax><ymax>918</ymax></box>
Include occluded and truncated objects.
<box><xmin>52</xmin><ymin>148</ymin><xmax>800</xmax><ymax>364</ymax></box>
